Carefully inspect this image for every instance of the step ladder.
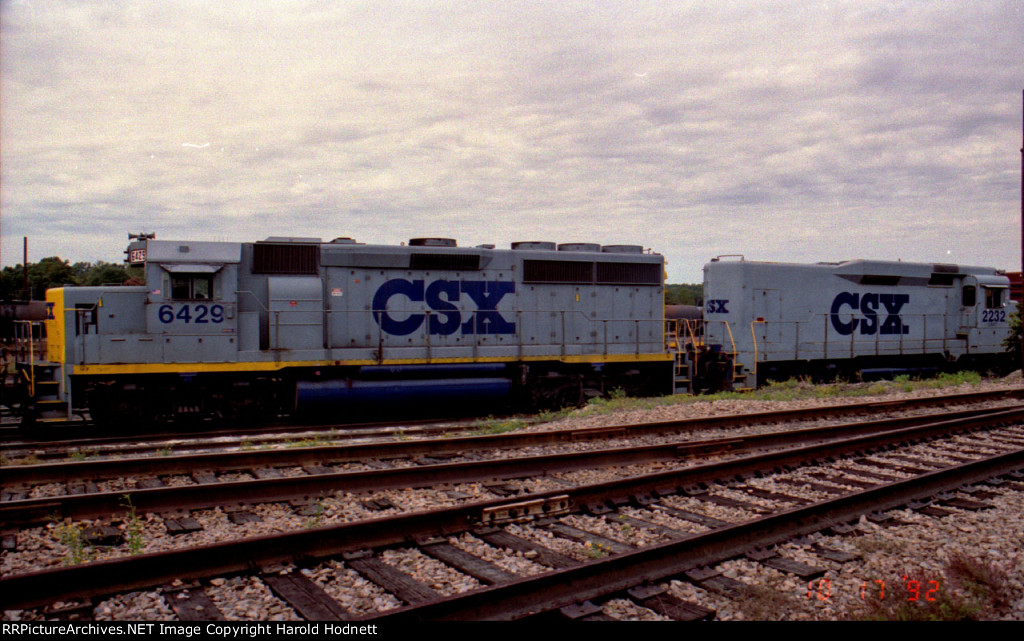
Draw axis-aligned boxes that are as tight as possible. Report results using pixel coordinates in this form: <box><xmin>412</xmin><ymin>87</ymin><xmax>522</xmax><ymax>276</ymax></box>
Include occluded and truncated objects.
<box><xmin>665</xmin><ymin>319</ymin><xmax>701</xmax><ymax>394</ymax></box>
<box><xmin>31</xmin><ymin>364</ymin><xmax>69</xmax><ymax>420</ymax></box>
<box><xmin>12</xmin><ymin>320</ymin><xmax>69</xmax><ymax>422</ymax></box>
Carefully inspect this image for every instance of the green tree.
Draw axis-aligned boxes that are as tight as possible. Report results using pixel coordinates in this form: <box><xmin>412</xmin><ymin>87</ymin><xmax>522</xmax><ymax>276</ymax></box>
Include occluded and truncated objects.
<box><xmin>0</xmin><ymin>265</ymin><xmax>31</xmax><ymax>301</ymax></box>
<box><xmin>665</xmin><ymin>283</ymin><xmax>702</xmax><ymax>306</ymax></box>
<box><xmin>1004</xmin><ymin>308</ymin><xmax>1023</xmax><ymax>368</ymax></box>
<box><xmin>79</xmin><ymin>261</ymin><xmax>133</xmax><ymax>286</ymax></box>
<box><xmin>27</xmin><ymin>257</ymin><xmax>77</xmax><ymax>300</ymax></box>
<box><xmin>1</xmin><ymin>259</ymin><xmax>141</xmax><ymax>301</ymax></box>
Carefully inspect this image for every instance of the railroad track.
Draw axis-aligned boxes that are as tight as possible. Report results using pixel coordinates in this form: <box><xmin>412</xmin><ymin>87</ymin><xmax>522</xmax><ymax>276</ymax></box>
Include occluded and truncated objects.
<box><xmin>0</xmin><ymin>416</ymin><xmax>486</xmax><ymax>461</ymax></box>
<box><xmin>2</xmin><ymin>401</ymin><xmax>1020</xmax><ymax>528</ymax></box>
<box><xmin>5</xmin><ymin>387</ymin><xmax>1021</xmax><ymax>463</ymax></box>
<box><xmin>2</xmin><ymin>405</ymin><xmax>1022</xmax><ymax>619</ymax></box>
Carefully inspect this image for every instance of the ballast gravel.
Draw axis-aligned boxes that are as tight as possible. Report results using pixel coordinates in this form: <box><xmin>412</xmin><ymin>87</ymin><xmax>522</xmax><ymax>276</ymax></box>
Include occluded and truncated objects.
<box><xmin>2</xmin><ymin>377</ymin><xmax>1022</xmax><ymax>620</ymax></box>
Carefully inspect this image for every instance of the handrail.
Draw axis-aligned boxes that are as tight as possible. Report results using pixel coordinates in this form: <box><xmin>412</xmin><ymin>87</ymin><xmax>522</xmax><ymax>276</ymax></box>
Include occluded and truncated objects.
<box><xmin>722</xmin><ymin>320</ymin><xmax>738</xmax><ymax>364</ymax></box>
<box><xmin>749</xmin><ymin>320</ymin><xmax>764</xmax><ymax>380</ymax></box>
<box><xmin>13</xmin><ymin>320</ymin><xmax>46</xmax><ymax>397</ymax></box>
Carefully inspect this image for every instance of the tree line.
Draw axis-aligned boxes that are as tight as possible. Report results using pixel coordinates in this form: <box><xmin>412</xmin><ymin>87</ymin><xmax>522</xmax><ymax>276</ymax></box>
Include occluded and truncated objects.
<box><xmin>0</xmin><ymin>258</ymin><xmax>143</xmax><ymax>301</ymax></box>
<box><xmin>665</xmin><ymin>283</ymin><xmax>702</xmax><ymax>306</ymax></box>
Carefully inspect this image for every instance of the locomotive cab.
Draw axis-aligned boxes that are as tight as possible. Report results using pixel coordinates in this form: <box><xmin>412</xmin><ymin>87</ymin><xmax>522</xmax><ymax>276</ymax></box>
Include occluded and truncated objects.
<box><xmin>956</xmin><ymin>274</ymin><xmax>1011</xmax><ymax>362</ymax></box>
<box><xmin>142</xmin><ymin>240</ymin><xmax>240</xmax><ymax>363</ymax></box>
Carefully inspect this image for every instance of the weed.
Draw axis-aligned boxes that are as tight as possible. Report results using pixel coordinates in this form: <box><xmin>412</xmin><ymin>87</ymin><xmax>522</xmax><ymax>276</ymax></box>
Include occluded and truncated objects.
<box><xmin>474</xmin><ymin>417</ymin><xmax>527</xmax><ymax>435</ymax></box>
<box><xmin>945</xmin><ymin>551</ymin><xmax>1017</xmax><ymax>615</ymax></box>
<box><xmin>850</xmin><ymin>535</ymin><xmax>906</xmax><ymax>557</ymax></box>
<box><xmin>241</xmin><ymin>439</ymin><xmax>272</xmax><ymax>451</ymax></box>
<box><xmin>155</xmin><ymin>447</ymin><xmax>173</xmax><ymax>457</ymax></box>
<box><xmin>536</xmin><ymin>407</ymin><xmax>573</xmax><ymax>423</ymax></box>
<box><xmin>615</xmin><ymin>514</ymin><xmax>634</xmax><ymax>540</ymax></box>
<box><xmin>287</xmin><ymin>436</ymin><xmax>328</xmax><ymax>449</ymax></box>
<box><xmin>865</xmin><ymin>382</ymin><xmax>889</xmax><ymax>395</ymax></box>
<box><xmin>69</xmin><ymin>448</ymin><xmax>99</xmax><ymax>462</ymax></box>
<box><xmin>53</xmin><ymin>521</ymin><xmax>94</xmax><ymax>566</ymax></box>
<box><xmin>120</xmin><ymin>495</ymin><xmax>145</xmax><ymax>555</ymax></box>
<box><xmin>734</xmin><ymin>577</ymin><xmax>805</xmax><ymax>620</ymax></box>
<box><xmin>581</xmin><ymin>389</ymin><xmax>663</xmax><ymax>415</ymax></box>
<box><xmin>303</xmin><ymin>499</ymin><xmax>327</xmax><ymax>529</ymax></box>
<box><xmin>583</xmin><ymin>540</ymin><xmax>611</xmax><ymax>559</ymax></box>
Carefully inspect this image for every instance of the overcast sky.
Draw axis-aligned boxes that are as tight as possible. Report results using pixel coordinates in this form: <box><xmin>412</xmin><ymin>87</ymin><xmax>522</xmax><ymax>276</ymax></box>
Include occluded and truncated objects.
<box><xmin>2</xmin><ymin>1</ymin><xmax>1022</xmax><ymax>282</ymax></box>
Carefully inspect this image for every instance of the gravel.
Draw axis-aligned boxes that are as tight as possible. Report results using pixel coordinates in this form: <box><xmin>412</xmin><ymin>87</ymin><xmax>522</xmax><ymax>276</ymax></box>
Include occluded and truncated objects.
<box><xmin>665</xmin><ymin>484</ymin><xmax>1024</xmax><ymax>621</ymax></box>
<box><xmin>2</xmin><ymin>377</ymin><xmax>1021</xmax><ymax>621</ymax></box>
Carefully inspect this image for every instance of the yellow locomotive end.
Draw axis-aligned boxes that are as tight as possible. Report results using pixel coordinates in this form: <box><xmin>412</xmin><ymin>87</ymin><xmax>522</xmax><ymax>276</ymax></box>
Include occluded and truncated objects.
<box><xmin>45</xmin><ymin>288</ymin><xmax>65</xmax><ymax>365</ymax></box>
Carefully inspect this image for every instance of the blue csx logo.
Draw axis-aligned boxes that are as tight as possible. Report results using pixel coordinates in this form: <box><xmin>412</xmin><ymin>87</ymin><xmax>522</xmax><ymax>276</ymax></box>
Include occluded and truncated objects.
<box><xmin>372</xmin><ymin>279</ymin><xmax>516</xmax><ymax>336</ymax></box>
<box><xmin>706</xmin><ymin>299</ymin><xmax>729</xmax><ymax>314</ymax></box>
<box><xmin>830</xmin><ymin>292</ymin><xmax>910</xmax><ymax>336</ymax></box>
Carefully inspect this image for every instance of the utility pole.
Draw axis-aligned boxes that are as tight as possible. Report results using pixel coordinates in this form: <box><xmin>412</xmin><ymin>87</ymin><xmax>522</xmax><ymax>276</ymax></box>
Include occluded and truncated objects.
<box><xmin>23</xmin><ymin>237</ymin><xmax>29</xmax><ymax>301</ymax></box>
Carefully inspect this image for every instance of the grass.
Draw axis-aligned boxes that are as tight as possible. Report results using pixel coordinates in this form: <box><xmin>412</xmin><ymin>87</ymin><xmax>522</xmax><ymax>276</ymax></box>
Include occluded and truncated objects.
<box><xmin>5</xmin><ymin>453</ymin><xmax>41</xmax><ymax>466</ymax></box>
<box><xmin>945</xmin><ymin>551</ymin><xmax>1018</xmax><ymax>616</ymax></box>
<box><xmin>537</xmin><ymin>407</ymin><xmax>574</xmax><ymax>423</ymax></box>
<box><xmin>733</xmin><ymin>577</ymin><xmax>806</xmax><ymax>621</ymax></box>
<box><xmin>571</xmin><ymin>371</ymin><xmax>995</xmax><ymax>418</ymax></box>
<box><xmin>473</xmin><ymin>416</ymin><xmax>530</xmax><ymax>435</ymax></box>
<box><xmin>851</xmin><ymin>535</ymin><xmax>907</xmax><ymax>557</ymax></box>
<box><xmin>285</xmin><ymin>435</ymin><xmax>330</xmax><ymax>449</ymax></box>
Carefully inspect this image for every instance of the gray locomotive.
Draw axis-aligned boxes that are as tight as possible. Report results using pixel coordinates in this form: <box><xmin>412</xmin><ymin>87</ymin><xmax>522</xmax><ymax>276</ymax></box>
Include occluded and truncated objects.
<box><xmin>16</xmin><ymin>239</ymin><xmax>1015</xmax><ymax>424</ymax></box>
<box><xmin>695</xmin><ymin>256</ymin><xmax>1014</xmax><ymax>390</ymax></box>
<box><xmin>39</xmin><ymin>236</ymin><xmax>671</xmax><ymax>422</ymax></box>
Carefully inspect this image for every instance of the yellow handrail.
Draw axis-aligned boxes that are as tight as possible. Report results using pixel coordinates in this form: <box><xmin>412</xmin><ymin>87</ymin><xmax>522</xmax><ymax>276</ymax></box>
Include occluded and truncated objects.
<box><xmin>749</xmin><ymin>320</ymin><xmax>765</xmax><ymax>379</ymax></box>
<box><xmin>13</xmin><ymin>320</ymin><xmax>41</xmax><ymax>397</ymax></box>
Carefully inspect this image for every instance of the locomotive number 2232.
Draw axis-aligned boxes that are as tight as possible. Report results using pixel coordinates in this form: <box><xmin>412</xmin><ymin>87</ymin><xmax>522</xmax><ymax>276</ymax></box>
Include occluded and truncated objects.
<box><xmin>158</xmin><ymin>304</ymin><xmax>225</xmax><ymax>324</ymax></box>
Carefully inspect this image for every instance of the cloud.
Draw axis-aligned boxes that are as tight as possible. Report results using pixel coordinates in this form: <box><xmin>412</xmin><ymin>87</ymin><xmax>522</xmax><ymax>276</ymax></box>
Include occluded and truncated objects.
<box><xmin>1</xmin><ymin>1</ymin><xmax>1021</xmax><ymax>281</ymax></box>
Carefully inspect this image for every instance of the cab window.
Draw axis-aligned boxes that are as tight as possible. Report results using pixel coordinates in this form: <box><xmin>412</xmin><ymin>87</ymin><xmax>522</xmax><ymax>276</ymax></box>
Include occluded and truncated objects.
<box><xmin>171</xmin><ymin>274</ymin><xmax>214</xmax><ymax>300</ymax></box>
<box><xmin>983</xmin><ymin>287</ymin><xmax>1004</xmax><ymax>309</ymax></box>
<box><xmin>962</xmin><ymin>285</ymin><xmax>976</xmax><ymax>307</ymax></box>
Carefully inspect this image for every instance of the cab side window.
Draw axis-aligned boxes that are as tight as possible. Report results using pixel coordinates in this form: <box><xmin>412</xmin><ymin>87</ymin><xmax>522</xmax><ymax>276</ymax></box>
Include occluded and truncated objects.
<box><xmin>171</xmin><ymin>274</ymin><xmax>214</xmax><ymax>300</ymax></box>
<box><xmin>962</xmin><ymin>285</ymin><xmax>976</xmax><ymax>307</ymax></box>
<box><xmin>984</xmin><ymin>287</ymin><xmax>1003</xmax><ymax>309</ymax></box>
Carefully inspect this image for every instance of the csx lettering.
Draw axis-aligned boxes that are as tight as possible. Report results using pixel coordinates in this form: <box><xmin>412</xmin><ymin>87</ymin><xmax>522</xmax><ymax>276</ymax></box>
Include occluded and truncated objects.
<box><xmin>830</xmin><ymin>292</ymin><xmax>910</xmax><ymax>336</ymax></box>
<box><xmin>372</xmin><ymin>279</ymin><xmax>516</xmax><ymax>336</ymax></box>
<box><xmin>706</xmin><ymin>299</ymin><xmax>729</xmax><ymax>314</ymax></box>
